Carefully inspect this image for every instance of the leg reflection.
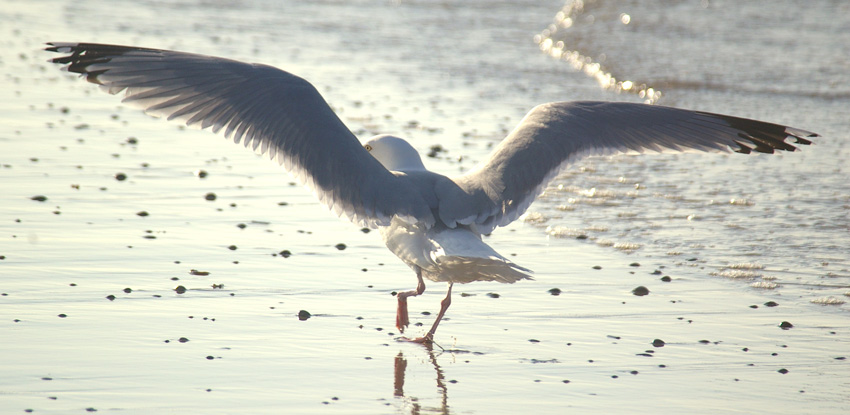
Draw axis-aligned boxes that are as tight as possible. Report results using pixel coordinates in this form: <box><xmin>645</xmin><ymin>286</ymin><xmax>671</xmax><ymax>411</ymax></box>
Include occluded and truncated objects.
<box><xmin>393</xmin><ymin>342</ymin><xmax>450</xmax><ymax>414</ymax></box>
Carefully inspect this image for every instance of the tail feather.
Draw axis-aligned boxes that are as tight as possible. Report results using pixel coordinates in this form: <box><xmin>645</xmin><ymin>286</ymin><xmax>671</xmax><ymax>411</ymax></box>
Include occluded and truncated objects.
<box><xmin>429</xmin><ymin>254</ymin><xmax>532</xmax><ymax>284</ymax></box>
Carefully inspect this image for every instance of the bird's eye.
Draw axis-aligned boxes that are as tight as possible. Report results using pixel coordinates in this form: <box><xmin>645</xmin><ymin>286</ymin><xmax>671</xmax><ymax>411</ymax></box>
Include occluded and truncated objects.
<box><xmin>365</xmin><ymin>144</ymin><xmax>372</xmax><ymax>151</ymax></box>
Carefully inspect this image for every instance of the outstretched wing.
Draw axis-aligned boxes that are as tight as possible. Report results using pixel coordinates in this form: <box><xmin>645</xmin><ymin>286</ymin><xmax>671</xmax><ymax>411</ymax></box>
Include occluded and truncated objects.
<box><xmin>452</xmin><ymin>101</ymin><xmax>817</xmax><ymax>233</ymax></box>
<box><xmin>46</xmin><ymin>42</ymin><xmax>435</xmax><ymax>228</ymax></box>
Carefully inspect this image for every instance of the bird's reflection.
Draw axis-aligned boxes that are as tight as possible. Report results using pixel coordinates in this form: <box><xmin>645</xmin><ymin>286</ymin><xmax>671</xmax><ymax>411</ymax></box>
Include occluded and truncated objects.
<box><xmin>393</xmin><ymin>342</ymin><xmax>450</xmax><ymax>414</ymax></box>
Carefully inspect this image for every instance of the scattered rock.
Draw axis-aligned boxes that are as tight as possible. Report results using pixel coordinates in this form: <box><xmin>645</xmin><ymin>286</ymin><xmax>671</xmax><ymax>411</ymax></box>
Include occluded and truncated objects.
<box><xmin>204</xmin><ymin>192</ymin><xmax>217</xmax><ymax>201</ymax></box>
<box><xmin>335</xmin><ymin>243</ymin><xmax>347</xmax><ymax>250</ymax></box>
<box><xmin>632</xmin><ymin>286</ymin><xmax>650</xmax><ymax>296</ymax></box>
<box><xmin>778</xmin><ymin>368</ymin><xmax>789</xmax><ymax>374</ymax></box>
<box><xmin>115</xmin><ymin>173</ymin><xmax>127</xmax><ymax>181</ymax></box>
<box><xmin>278</xmin><ymin>250</ymin><xmax>292</xmax><ymax>258</ymax></box>
<box><xmin>136</xmin><ymin>211</ymin><xmax>149</xmax><ymax>217</ymax></box>
<box><xmin>298</xmin><ymin>310</ymin><xmax>312</xmax><ymax>320</ymax></box>
<box><xmin>30</xmin><ymin>195</ymin><xmax>48</xmax><ymax>202</ymax></box>
<box><xmin>779</xmin><ymin>321</ymin><xmax>793</xmax><ymax>330</ymax></box>
<box><xmin>548</xmin><ymin>288</ymin><xmax>562</xmax><ymax>296</ymax></box>
<box><xmin>427</xmin><ymin>144</ymin><xmax>446</xmax><ymax>158</ymax></box>
<box><xmin>174</xmin><ymin>285</ymin><xmax>187</xmax><ymax>294</ymax></box>
<box><xmin>660</xmin><ymin>276</ymin><xmax>672</xmax><ymax>282</ymax></box>
<box><xmin>652</xmin><ymin>339</ymin><xmax>665</xmax><ymax>347</ymax></box>
<box><xmin>487</xmin><ymin>292</ymin><xmax>500</xmax><ymax>298</ymax></box>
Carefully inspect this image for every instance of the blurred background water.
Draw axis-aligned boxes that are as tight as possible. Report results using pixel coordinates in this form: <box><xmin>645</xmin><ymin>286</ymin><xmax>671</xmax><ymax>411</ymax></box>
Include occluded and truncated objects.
<box><xmin>1</xmin><ymin>0</ymin><xmax>848</xmax><ymax>413</ymax></box>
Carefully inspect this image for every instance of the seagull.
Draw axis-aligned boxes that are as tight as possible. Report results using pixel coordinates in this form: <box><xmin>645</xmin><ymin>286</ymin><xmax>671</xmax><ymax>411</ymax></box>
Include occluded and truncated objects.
<box><xmin>46</xmin><ymin>42</ymin><xmax>818</xmax><ymax>343</ymax></box>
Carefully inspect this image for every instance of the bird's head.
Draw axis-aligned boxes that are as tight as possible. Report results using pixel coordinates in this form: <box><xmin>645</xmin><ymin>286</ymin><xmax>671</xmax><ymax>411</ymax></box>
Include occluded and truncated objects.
<box><xmin>363</xmin><ymin>134</ymin><xmax>426</xmax><ymax>172</ymax></box>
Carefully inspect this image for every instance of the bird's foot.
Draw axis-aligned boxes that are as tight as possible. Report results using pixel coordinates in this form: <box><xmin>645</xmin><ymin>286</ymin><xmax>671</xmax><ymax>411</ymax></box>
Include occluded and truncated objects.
<box><xmin>396</xmin><ymin>298</ymin><xmax>410</xmax><ymax>333</ymax></box>
<box><xmin>398</xmin><ymin>333</ymin><xmax>433</xmax><ymax>344</ymax></box>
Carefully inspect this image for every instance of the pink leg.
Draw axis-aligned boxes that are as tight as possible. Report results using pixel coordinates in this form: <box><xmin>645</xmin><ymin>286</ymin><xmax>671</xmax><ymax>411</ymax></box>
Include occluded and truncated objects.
<box><xmin>396</xmin><ymin>267</ymin><xmax>425</xmax><ymax>333</ymax></box>
<box><xmin>407</xmin><ymin>282</ymin><xmax>453</xmax><ymax>344</ymax></box>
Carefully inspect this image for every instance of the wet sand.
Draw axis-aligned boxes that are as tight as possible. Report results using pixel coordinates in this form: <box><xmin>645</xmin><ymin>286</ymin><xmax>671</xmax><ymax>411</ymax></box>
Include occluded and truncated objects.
<box><xmin>2</xmin><ymin>0</ymin><xmax>848</xmax><ymax>413</ymax></box>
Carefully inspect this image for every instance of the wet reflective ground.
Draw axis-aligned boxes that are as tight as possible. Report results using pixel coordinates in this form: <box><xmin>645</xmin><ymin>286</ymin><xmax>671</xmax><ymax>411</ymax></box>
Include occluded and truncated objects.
<box><xmin>2</xmin><ymin>0</ymin><xmax>848</xmax><ymax>413</ymax></box>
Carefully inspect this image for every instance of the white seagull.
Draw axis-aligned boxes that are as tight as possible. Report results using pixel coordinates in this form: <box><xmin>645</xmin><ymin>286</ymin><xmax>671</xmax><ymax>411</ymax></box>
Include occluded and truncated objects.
<box><xmin>46</xmin><ymin>42</ymin><xmax>817</xmax><ymax>343</ymax></box>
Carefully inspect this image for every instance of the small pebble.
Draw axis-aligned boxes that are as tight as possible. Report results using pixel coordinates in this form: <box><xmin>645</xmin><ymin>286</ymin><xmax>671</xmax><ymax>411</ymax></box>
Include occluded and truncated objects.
<box><xmin>298</xmin><ymin>310</ymin><xmax>312</xmax><ymax>320</ymax></box>
<box><xmin>204</xmin><ymin>192</ymin><xmax>217</xmax><ymax>201</ymax></box>
<box><xmin>548</xmin><ymin>288</ymin><xmax>562</xmax><ymax>296</ymax></box>
<box><xmin>174</xmin><ymin>285</ymin><xmax>187</xmax><ymax>294</ymax></box>
<box><xmin>487</xmin><ymin>292</ymin><xmax>500</xmax><ymax>298</ymax></box>
<box><xmin>30</xmin><ymin>195</ymin><xmax>48</xmax><ymax>202</ymax></box>
<box><xmin>115</xmin><ymin>173</ymin><xmax>127</xmax><ymax>181</ymax></box>
<box><xmin>279</xmin><ymin>250</ymin><xmax>292</xmax><ymax>258</ymax></box>
<box><xmin>779</xmin><ymin>321</ymin><xmax>794</xmax><ymax>330</ymax></box>
<box><xmin>778</xmin><ymin>368</ymin><xmax>789</xmax><ymax>374</ymax></box>
<box><xmin>632</xmin><ymin>286</ymin><xmax>650</xmax><ymax>296</ymax></box>
<box><xmin>335</xmin><ymin>243</ymin><xmax>347</xmax><ymax>250</ymax></box>
<box><xmin>136</xmin><ymin>211</ymin><xmax>149</xmax><ymax>217</ymax></box>
<box><xmin>652</xmin><ymin>339</ymin><xmax>665</xmax><ymax>347</ymax></box>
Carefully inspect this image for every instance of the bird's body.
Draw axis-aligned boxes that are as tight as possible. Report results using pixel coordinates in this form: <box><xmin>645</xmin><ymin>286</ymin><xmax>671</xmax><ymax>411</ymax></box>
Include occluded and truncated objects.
<box><xmin>46</xmin><ymin>42</ymin><xmax>817</xmax><ymax>343</ymax></box>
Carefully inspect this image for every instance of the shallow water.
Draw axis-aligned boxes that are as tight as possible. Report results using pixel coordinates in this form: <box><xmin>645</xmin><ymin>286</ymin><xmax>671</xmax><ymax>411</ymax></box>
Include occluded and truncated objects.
<box><xmin>2</xmin><ymin>0</ymin><xmax>849</xmax><ymax>413</ymax></box>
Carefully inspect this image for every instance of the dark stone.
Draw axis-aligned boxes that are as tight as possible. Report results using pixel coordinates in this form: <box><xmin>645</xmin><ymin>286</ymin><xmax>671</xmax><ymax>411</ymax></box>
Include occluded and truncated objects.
<box><xmin>632</xmin><ymin>286</ymin><xmax>650</xmax><ymax>296</ymax></box>
<box><xmin>298</xmin><ymin>310</ymin><xmax>312</xmax><ymax>320</ymax></box>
